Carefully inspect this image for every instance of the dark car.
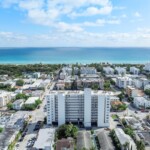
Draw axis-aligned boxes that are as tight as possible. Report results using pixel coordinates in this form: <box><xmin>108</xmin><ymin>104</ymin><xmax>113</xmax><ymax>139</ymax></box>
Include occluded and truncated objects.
<box><xmin>37</xmin><ymin>105</ymin><xmax>40</xmax><ymax>109</ymax></box>
<box><xmin>114</xmin><ymin>119</ymin><xmax>119</xmax><ymax>121</ymax></box>
<box><xmin>117</xmin><ymin>124</ymin><xmax>122</xmax><ymax>127</ymax></box>
<box><xmin>22</xmin><ymin>132</ymin><xmax>26</xmax><ymax>137</ymax></box>
<box><xmin>34</xmin><ymin>125</ymin><xmax>40</xmax><ymax>131</ymax></box>
<box><xmin>24</xmin><ymin>128</ymin><xmax>28</xmax><ymax>132</ymax></box>
<box><xmin>19</xmin><ymin>137</ymin><xmax>24</xmax><ymax>142</ymax></box>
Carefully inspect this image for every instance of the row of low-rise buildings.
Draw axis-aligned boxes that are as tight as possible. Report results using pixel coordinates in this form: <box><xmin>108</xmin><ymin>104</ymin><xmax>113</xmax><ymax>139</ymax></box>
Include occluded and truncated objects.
<box><xmin>115</xmin><ymin>76</ymin><xmax>149</xmax><ymax>89</ymax></box>
<box><xmin>103</xmin><ymin>63</ymin><xmax>150</xmax><ymax>76</ymax></box>
<box><xmin>46</xmin><ymin>88</ymin><xmax>114</xmax><ymax>127</ymax></box>
<box><xmin>60</xmin><ymin>66</ymin><xmax>97</xmax><ymax>80</ymax></box>
<box><xmin>133</xmin><ymin>97</ymin><xmax>150</xmax><ymax>109</ymax></box>
<box><xmin>103</xmin><ymin>66</ymin><xmax>126</xmax><ymax>75</ymax></box>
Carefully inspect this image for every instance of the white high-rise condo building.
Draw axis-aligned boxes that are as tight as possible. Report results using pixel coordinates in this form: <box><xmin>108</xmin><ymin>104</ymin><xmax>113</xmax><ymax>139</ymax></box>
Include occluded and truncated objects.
<box><xmin>130</xmin><ymin>67</ymin><xmax>139</xmax><ymax>75</ymax></box>
<box><xmin>46</xmin><ymin>88</ymin><xmax>110</xmax><ymax>127</ymax></box>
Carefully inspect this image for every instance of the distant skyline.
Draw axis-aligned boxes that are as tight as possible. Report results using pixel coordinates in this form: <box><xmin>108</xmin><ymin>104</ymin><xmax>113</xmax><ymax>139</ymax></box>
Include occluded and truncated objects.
<box><xmin>0</xmin><ymin>0</ymin><xmax>150</xmax><ymax>47</ymax></box>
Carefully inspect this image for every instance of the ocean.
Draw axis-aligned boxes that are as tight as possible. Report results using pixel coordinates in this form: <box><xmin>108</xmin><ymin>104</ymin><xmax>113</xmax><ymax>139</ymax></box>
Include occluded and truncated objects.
<box><xmin>0</xmin><ymin>47</ymin><xmax>150</xmax><ymax>64</ymax></box>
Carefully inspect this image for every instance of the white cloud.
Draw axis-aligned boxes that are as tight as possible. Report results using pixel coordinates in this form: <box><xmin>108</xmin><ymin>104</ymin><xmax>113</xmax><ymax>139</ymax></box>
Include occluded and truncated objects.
<box><xmin>71</xmin><ymin>5</ymin><xmax>112</xmax><ymax>17</ymax></box>
<box><xmin>1</xmin><ymin>28</ymin><xmax>150</xmax><ymax>47</ymax></box>
<box><xmin>134</xmin><ymin>12</ymin><xmax>141</xmax><ymax>17</ymax></box>
<box><xmin>0</xmin><ymin>0</ymin><xmax>113</xmax><ymax>25</ymax></box>
<box><xmin>121</xmin><ymin>14</ymin><xmax>127</xmax><ymax>18</ymax></box>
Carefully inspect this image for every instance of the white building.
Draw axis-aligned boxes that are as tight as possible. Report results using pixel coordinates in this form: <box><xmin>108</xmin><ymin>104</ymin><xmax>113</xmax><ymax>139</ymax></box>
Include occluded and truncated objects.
<box><xmin>33</xmin><ymin>72</ymin><xmax>41</xmax><ymax>78</ymax></box>
<box><xmin>144</xmin><ymin>84</ymin><xmax>150</xmax><ymax>90</ymax></box>
<box><xmin>134</xmin><ymin>97</ymin><xmax>150</xmax><ymax>109</ymax></box>
<box><xmin>46</xmin><ymin>88</ymin><xmax>110</xmax><ymax>127</ymax></box>
<box><xmin>103</xmin><ymin>66</ymin><xmax>114</xmax><ymax>75</ymax></box>
<box><xmin>133</xmin><ymin>78</ymin><xmax>149</xmax><ymax>89</ymax></box>
<box><xmin>130</xmin><ymin>67</ymin><xmax>139</xmax><ymax>75</ymax></box>
<box><xmin>0</xmin><ymin>91</ymin><xmax>11</xmax><ymax>108</ymax></box>
<box><xmin>62</xmin><ymin>66</ymin><xmax>79</xmax><ymax>76</ymax></box>
<box><xmin>33</xmin><ymin>128</ymin><xmax>55</xmax><ymax>150</ymax></box>
<box><xmin>116</xmin><ymin>77</ymin><xmax>132</xmax><ymax>88</ymax></box>
<box><xmin>25</xmin><ymin>97</ymin><xmax>39</xmax><ymax>105</ymax></box>
<box><xmin>144</xmin><ymin>63</ymin><xmax>150</xmax><ymax>71</ymax></box>
<box><xmin>114</xmin><ymin>128</ymin><xmax>137</xmax><ymax>150</ymax></box>
<box><xmin>59</xmin><ymin>72</ymin><xmax>68</xmax><ymax>80</ymax></box>
<box><xmin>115</xmin><ymin>67</ymin><xmax>126</xmax><ymax>75</ymax></box>
<box><xmin>80</xmin><ymin>67</ymin><xmax>97</xmax><ymax>75</ymax></box>
<box><xmin>12</xmin><ymin>99</ymin><xmax>24</xmax><ymax>110</ymax></box>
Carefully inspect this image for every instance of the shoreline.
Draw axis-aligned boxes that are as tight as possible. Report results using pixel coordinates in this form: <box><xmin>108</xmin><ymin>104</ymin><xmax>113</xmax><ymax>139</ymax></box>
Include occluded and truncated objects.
<box><xmin>0</xmin><ymin>60</ymin><xmax>148</xmax><ymax>65</ymax></box>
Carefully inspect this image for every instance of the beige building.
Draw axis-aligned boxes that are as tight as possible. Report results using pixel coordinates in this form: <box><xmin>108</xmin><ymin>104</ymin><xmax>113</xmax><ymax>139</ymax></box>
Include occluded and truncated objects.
<box><xmin>0</xmin><ymin>92</ymin><xmax>11</xmax><ymax>108</ymax></box>
<box><xmin>126</xmin><ymin>86</ymin><xmax>138</xmax><ymax>97</ymax></box>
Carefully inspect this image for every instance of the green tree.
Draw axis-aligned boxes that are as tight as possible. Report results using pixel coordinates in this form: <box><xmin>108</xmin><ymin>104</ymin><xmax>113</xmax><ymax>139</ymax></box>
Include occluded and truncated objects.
<box><xmin>0</xmin><ymin>127</ymin><xmax>3</xmax><ymax>133</ymax></box>
<box><xmin>91</xmin><ymin>84</ymin><xmax>99</xmax><ymax>90</ymax></box>
<box><xmin>104</xmin><ymin>81</ymin><xmax>111</xmax><ymax>91</ymax></box>
<box><xmin>118</xmin><ymin>92</ymin><xmax>124</xmax><ymax>101</ymax></box>
<box><xmin>110</xmin><ymin>79</ymin><xmax>115</xmax><ymax>85</ymax></box>
<box><xmin>123</xmin><ymin>142</ymin><xmax>129</xmax><ymax>150</ymax></box>
<box><xmin>91</xmin><ymin>129</ymin><xmax>94</xmax><ymax>135</ymax></box>
<box><xmin>56</xmin><ymin>124</ymin><xmax>78</xmax><ymax>139</ymax></box>
<box><xmin>144</xmin><ymin>89</ymin><xmax>150</xmax><ymax>97</ymax></box>
<box><xmin>16</xmin><ymin>93</ymin><xmax>29</xmax><ymax>100</ymax></box>
<box><xmin>7</xmin><ymin>103</ymin><xmax>13</xmax><ymax>110</ymax></box>
<box><xmin>16</xmin><ymin>79</ymin><xmax>24</xmax><ymax>86</ymax></box>
<box><xmin>136</xmin><ymin>141</ymin><xmax>145</xmax><ymax>150</ymax></box>
<box><xmin>124</xmin><ymin>127</ymin><xmax>134</xmax><ymax>138</ymax></box>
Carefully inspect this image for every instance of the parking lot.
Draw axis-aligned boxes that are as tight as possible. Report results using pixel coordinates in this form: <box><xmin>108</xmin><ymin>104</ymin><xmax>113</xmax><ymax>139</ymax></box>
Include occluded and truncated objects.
<box><xmin>15</xmin><ymin>97</ymin><xmax>46</xmax><ymax>150</ymax></box>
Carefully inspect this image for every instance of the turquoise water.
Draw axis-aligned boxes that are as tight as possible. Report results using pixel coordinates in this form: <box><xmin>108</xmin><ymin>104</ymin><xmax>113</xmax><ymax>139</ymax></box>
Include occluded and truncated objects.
<box><xmin>0</xmin><ymin>47</ymin><xmax>150</xmax><ymax>64</ymax></box>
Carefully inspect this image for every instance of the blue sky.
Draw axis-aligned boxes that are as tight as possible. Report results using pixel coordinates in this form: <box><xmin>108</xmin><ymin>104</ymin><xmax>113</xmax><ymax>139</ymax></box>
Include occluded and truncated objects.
<box><xmin>0</xmin><ymin>0</ymin><xmax>150</xmax><ymax>47</ymax></box>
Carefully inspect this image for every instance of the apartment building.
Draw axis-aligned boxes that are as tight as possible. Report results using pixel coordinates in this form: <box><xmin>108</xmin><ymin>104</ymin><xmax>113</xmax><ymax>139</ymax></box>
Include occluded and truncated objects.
<box><xmin>115</xmin><ymin>67</ymin><xmax>126</xmax><ymax>75</ymax></box>
<box><xmin>62</xmin><ymin>67</ymin><xmax>79</xmax><ymax>76</ymax></box>
<box><xmin>0</xmin><ymin>91</ymin><xmax>11</xmax><ymax>108</ymax></box>
<box><xmin>103</xmin><ymin>66</ymin><xmax>114</xmax><ymax>75</ymax></box>
<box><xmin>80</xmin><ymin>67</ymin><xmax>97</xmax><ymax>75</ymax></box>
<box><xmin>116</xmin><ymin>77</ymin><xmax>132</xmax><ymax>88</ymax></box>
<box><xmin>133</xmin><ymin>78</ymin><xmax>149</xmax><ymax>89</ymax></box>
<box><xmin>144</xmin><ymin>63</ymin><xmax>150</xmax><ymax>71</ymax></box>
<box><xmin>134</xmin><ymin>97</ymin><xmax>150</xmax><ymax>109</ymax></box>
<box><xmin>126</xmin><ymin>86</ymin><xmax>139</xmax><ymax>97</ymax></box>
<box><xmin>46</xmin><ymin>88</ymin><xmax>110</xmax><ymax>127</ymax></box>
<box><xmin>130</xmin><ymin>67</ymin><xmax>139</xmax><ymax>75</ymax></box>
<box><xmin>12</xmin><ymin>99</ymin><xmax>24</xmax><ymax>110</ymax></box>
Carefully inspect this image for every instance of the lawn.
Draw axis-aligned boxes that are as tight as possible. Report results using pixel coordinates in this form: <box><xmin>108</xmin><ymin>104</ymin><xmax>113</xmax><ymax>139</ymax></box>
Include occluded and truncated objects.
<box><xmin>111</xmin><ymin>114</ymin><xmax>118</xmax><ymax>119</ymax></box>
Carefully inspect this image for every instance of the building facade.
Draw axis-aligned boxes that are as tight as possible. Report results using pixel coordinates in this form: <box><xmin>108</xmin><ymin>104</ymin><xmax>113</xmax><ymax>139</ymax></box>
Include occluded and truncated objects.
<box><xmin>130</xmin><ymin>67</ymin><xmax>139</xmax><ymax>75</ymax></box>
<box><xmin>0</xmin><ymin>92</ymin><xmax>11</xmax><ymax>108</ymax></box>
<box><xmin>126</xmin><ymin>86</ymin><xmax>138</xmax><ymax>98</ymax></box>
<box><xmin>46</xmin><ymin>88</ymin><xmax>110</xmax><ymax>127</ymax></box>
<box><xmin>103</xmin><ymin>66</ymin><xmax>114</xmax><ymax>75</ymax></box>
<box><xmin>134</xmin><ymin>97</ymin><xmax>150</xmax><ymax>109</ymax></box>
<box><xmin>116</xmin><ymin>77</ymin><xmax>132</xmax><ymax>89</ymax></box>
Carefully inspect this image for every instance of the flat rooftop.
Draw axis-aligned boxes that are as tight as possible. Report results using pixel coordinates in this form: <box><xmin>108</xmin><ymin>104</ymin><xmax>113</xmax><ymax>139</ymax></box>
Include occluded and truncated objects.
<box><xmin>33</xmin><ymin>128</ymin><xmax>55</xmax><ymax>149</ymax></box>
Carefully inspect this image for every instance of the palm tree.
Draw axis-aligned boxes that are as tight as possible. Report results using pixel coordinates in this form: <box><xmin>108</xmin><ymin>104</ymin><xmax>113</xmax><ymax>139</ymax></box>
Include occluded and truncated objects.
<box><xmin>136</xmin><ymin>141</ymin><xmax>145</xmax><ymax>150</ymax></box>
<box><xmin>123</xmin><ymin>142</ymin><xmax>129</xmax><ymax>150</ymax></box>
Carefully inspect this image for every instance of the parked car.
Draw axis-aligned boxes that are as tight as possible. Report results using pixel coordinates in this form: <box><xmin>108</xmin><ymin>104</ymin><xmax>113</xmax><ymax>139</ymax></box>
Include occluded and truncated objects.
<box><xmin>117</xmin><ymin>124</ymin><xmax>122</xmax><ymax>127</ymax></box>
<box><xmin>37</xmin><ymin>105</ymin><xmax>40</xmax><ymax>109</ymax></box>
<box><xmin>19</xmin><ymin>137</ymin><xmax>24</xmax><ymax>142</ymax></box>
<box><xmin>114</xmin><ymin>119</ymin><xmax>119</xmax><ymax>121</ymax></box>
